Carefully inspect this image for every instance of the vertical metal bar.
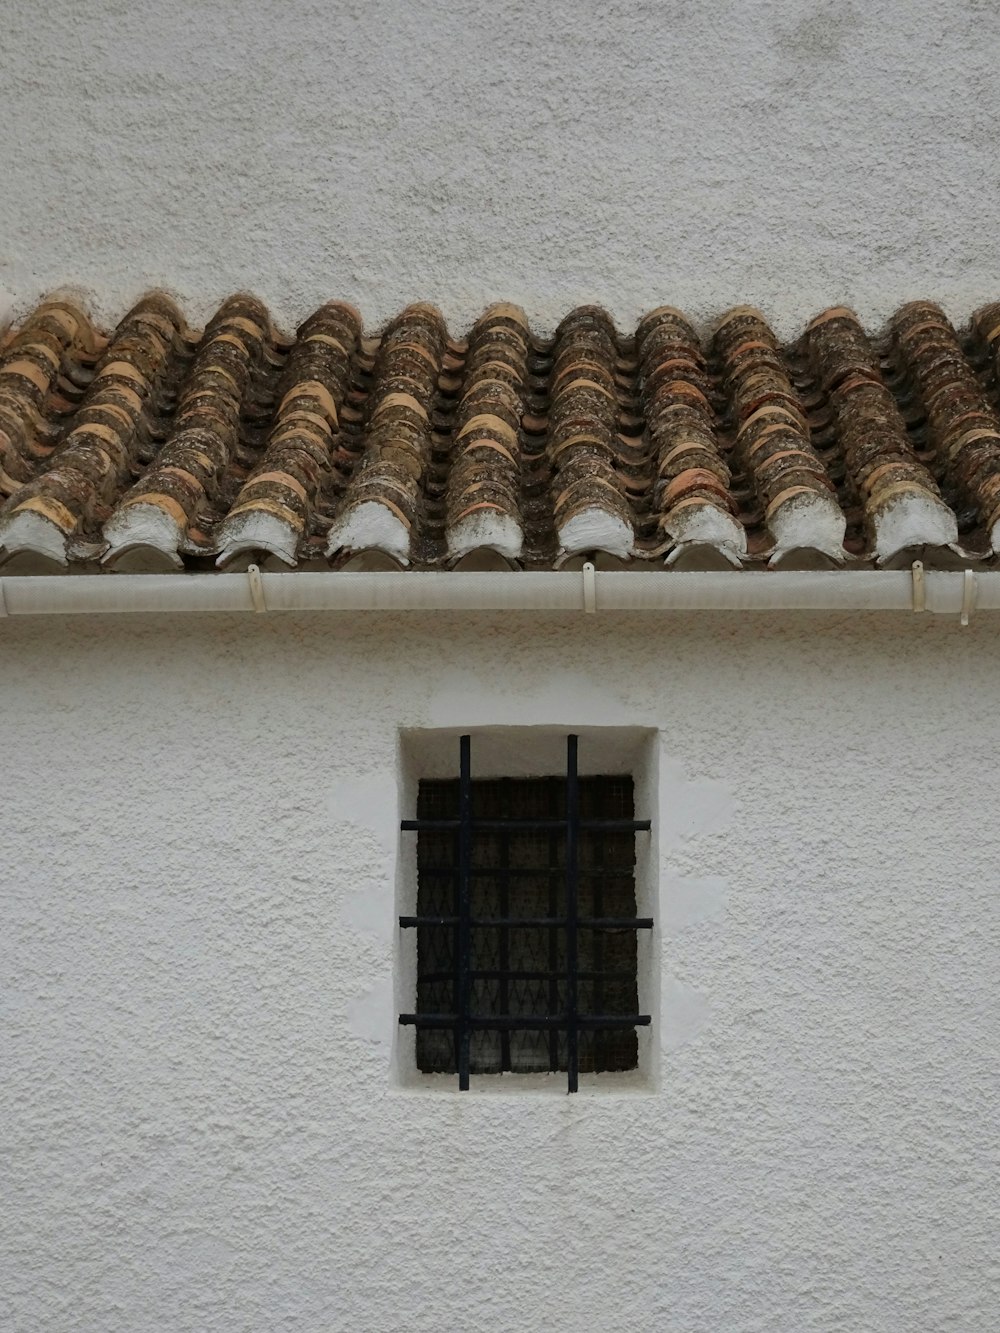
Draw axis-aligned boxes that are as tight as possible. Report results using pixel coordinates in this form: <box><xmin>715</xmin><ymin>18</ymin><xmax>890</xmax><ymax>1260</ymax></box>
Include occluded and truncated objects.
<box><xmin>565</xmin><ymin>734</ymin><xmax>580</xmax><ymax>1093</ymax></box>
<box><xmin>547</xmin><ymin>777</ymin><xmax>560</xmax><ymax>1072</ymax></box>
<box><xmin>457</xmin><ymin>734</ymin><xmax>473</xmax><ymax>1090</ymax></box>
<box><xmin>592</xmin><ymin>776</ymin><xmax>605</xmax><ymax>1073</ymax></box>
<box><xmin>499</xmin><ymin>777</ymin><xmax>511</xmax><ymax>1073</ymax></box>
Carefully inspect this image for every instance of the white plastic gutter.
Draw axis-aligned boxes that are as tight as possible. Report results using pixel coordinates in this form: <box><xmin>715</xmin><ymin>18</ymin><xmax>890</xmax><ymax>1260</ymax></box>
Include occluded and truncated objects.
<box><xmin>0</xmin><ymin>562</ymin><xmax>994</xmax><ymax>621</ymax></box>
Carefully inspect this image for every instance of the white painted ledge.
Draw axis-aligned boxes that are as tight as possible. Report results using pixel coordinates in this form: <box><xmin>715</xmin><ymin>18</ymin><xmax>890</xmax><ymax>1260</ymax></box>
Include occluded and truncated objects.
<box><xmin>0</xmin><ymin>567</ymin><xmax>994</xmax><ymax>618</ymax></box>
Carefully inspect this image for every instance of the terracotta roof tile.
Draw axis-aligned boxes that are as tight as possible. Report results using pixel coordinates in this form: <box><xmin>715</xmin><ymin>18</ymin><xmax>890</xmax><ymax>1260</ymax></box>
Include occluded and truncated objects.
<box><xmin>3</xmin><ymin>293</ymin><xmax>1000</xmax><ymax>572</ymax></box>
<box><xmin>446</xmin><ymin>303</ymin><xmax>529</xmax><ymax>563</ymax></box>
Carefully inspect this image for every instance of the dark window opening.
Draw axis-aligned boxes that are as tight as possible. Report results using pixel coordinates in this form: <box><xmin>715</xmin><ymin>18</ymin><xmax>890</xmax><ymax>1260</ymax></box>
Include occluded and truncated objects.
<box><xmin>399</xmin><ymin>735</ymin><xmax>652</xmax><ymax>1092</ymax></box>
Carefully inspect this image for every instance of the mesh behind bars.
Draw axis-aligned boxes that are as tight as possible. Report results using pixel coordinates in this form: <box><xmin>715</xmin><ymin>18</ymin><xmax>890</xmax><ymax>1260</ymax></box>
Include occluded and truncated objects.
<box><xmin>415</xmin><ymin>774</ymin><xmax>639</xmax><ymax>1075</ymax></box>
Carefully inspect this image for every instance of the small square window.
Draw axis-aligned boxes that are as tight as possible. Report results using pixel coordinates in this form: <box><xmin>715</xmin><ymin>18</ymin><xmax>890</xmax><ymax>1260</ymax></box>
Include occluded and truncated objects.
<box><xmin>398</xmin><ymin>735</ymin><xmax>652</xmax><ymax>1092</ymax></box>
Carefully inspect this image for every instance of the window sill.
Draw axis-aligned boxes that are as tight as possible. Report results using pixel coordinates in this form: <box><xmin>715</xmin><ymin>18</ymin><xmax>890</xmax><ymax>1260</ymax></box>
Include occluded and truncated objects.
<box><xmin>390</xmin><ymin>1068</ymin><xmax>656</xmax><ymax>1097</ymax></box>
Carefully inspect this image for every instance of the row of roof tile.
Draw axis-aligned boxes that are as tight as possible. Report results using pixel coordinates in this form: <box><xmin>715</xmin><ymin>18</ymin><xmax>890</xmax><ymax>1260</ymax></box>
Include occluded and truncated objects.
<box><xmin>3</xmin><ymin>293</ymin><xmax>1000</xmax><ymax>573</ymax></box>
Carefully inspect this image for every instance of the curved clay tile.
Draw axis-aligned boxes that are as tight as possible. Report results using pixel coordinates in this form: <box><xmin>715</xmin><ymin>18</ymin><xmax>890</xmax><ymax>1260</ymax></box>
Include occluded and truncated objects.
<box><xmin>972</xmin><ymin>301</ymin><xmax>1000</xmax><ymax>383</ymax></box>
<box><xmin>714</xmin><ymin>307</ymin><xmax>845</xmax><ymax>564</ymax></box>
<box><xmin>636</xmin><ymin>306</ymin><xmax>744</xmax><ymax>566</ymax></box>
<box><xmin>0</xmin><ymin>300</ymin><xmax>102</xmax><ymax>496</ymax></box>
<box><xmin>213</xmin><ymin>302</ymin><xmax>362</xmax><ymax>567</ymax></box>
<box><xmin>898</xmin><ymin>300</ymin><xmax>1000</xmax><ymax>555</ymax></box>
<box><xmin>806</xmin><ymin>307</ymin><xmax>957</xmax><ymax>563</ymax></box>
<box><xmin>547</xmin><ymin>306</ymin><xmax>634</xmax><ymax>559</ymax></box>
<box><xmin>326</xmin><ymin>303</ymin><xmax>445</xmax><ymax>564</ymax></box>
<box><xmin>445</xmin><ymin>303</ymin><xmax>527</xmax><ymax>562</ymax></box>
<box><xmin>101</xmin><ymin>294</ymin><xmax>276</xmax><ymax>569</ymax></box>
<box><xmin>0</xmin><ymin>294</ymin><xmax>185</xmax><ymax>568</ymax></box>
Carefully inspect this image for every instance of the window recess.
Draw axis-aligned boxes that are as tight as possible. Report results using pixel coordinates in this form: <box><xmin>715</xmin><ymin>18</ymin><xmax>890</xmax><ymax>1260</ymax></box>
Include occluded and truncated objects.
<box><xmin>398</xmin><ymin>734</ymin><xmax>652</xmax><ymax>1093</ymax></box>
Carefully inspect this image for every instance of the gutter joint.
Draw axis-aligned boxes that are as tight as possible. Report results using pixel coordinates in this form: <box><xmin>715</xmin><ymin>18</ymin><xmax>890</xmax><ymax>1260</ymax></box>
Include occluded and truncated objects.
<box><xmin>247</xmin><ymin>563</ymin><xmax>267</xmax><ymax>613</ymax></box>
<box><xmin>582</xmin><ymin>561</ymin><xmax>597</xmax><ymax>614</ymax></box>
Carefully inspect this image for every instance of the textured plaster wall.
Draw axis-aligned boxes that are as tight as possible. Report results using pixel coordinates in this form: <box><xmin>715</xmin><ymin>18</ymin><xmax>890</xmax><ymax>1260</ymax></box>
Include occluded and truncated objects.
<box><xmin>2</xmin><ymin>0</ymin><xmax>999</xmax><ymax>335</ymax></box>
<box><xmin>2</xmin><ymin>610</ymin><xmax>1000</xmax><ymax>1331</ymax></box>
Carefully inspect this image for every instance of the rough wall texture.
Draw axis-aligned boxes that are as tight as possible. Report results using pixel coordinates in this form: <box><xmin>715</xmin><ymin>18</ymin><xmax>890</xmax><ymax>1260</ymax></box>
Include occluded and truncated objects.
<box><xmin>2</xmin><ymin>609</ymin><xmax>999</xmax><ymax>1331</ymax></box>
<box><xmin>2</xmin><ymin>0</ymin><xmax>999</xmax><ymax>336</ymax></box>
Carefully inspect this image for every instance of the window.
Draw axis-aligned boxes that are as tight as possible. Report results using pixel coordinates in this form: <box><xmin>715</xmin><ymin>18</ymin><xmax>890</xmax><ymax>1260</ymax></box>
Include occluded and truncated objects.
<box><xmin>398</xmin><ymin>734</ymin><xmax>652</xmax><ymax>1092</ymax></box>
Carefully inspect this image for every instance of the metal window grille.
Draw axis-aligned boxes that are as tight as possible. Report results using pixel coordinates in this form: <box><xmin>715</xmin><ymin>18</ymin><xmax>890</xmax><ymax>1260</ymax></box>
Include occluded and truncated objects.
<box><xmin>399</xmin><ymin>735</ymin><xmax>652</xmax><ymax>1092</ymax></box>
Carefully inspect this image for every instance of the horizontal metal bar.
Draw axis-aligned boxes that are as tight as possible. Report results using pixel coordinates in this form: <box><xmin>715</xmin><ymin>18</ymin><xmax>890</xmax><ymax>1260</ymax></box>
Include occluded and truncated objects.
<box><xmin>400</xmin><ymin>915</ymin><xmax>654</xmax><ymax>929</ymax></box>
<box><xmin>417</xmin><ymin>968</ymin><xmax>636</xmax><ymax>984</ymax></box>
<box><xmin>399</xmin><ymin>1013</ymin><xmax>652</xmax><ymax>1031</ymax></box>
<box><xmin>401</xmin><ymin>818</ymin><xmax>651</xmax><ymax>831</ymax></box>
<box><xmin>417</xmin><ymin>865</ymin><xmax>635</xmax><ymax>879</ymax></box>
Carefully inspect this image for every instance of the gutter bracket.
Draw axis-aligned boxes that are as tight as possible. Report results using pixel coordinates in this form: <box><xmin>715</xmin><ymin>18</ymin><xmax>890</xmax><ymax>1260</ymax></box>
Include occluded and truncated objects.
<box><xmin>582</xmin><ymin>561</ymin><xmax>597</xmax><ymax>613</ymax></box>
<box><xmin>961</xmin><ymin>568</ymin><xmax>976</xmax><ymax>627</ymax></box>
<box><xmin>911</xmin><ymin>560</ymin><xmax>925</xmax><ymax>613</ymax></box>
<box><xmin>247</xmin><ymin>563</ymin><xmax>267</xmax><ymax>613</ymax></box>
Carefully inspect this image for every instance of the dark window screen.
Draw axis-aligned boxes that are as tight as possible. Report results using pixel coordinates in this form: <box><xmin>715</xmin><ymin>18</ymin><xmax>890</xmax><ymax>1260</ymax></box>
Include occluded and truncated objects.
<box><xmin>414</xmin><ymin>774</ymin><xmax>640</xmax><ymax>1076</ymax></box>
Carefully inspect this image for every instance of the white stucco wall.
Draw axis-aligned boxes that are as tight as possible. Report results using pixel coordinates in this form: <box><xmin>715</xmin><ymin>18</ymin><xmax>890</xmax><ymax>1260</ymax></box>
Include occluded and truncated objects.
<box><xmin>2</xmin><ymin>0</ymin><xmax>999</xmax><ymax>335</ymax></box>
<box><xmin>2</xmin><ymin>609</ymin><xmax>999</xmax><ymax>1331</ymax></box>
